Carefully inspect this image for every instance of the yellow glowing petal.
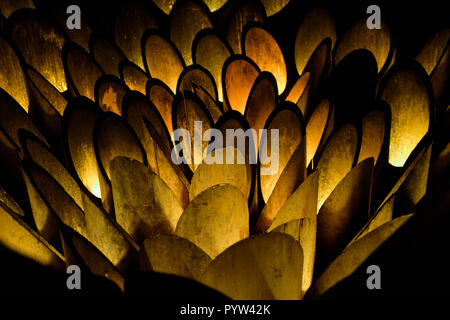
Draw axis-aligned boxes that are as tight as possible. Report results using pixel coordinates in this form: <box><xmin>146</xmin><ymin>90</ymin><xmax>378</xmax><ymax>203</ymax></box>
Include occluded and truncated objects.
<box><xmin>260</xmin><ymin>0</ymin><xmax>290</xmax><ymax>16</ymax></box>
<box><xmin>0</xmin><ymin>35</ymin><xmax>29</xmax><ymax>112</ymax></box>
<box><xmin>193</xmin><ymin>85</ymin><xmax>222</xmax><ymax>123</ymax></box>
<box><xmin>226</xmin><ymin>0</ymin><xmax>265</xmax><ymax>54</ymax></box>
<box><xmin>305</xmin><ymin>99</ymin><xmax>330</xmax><ymax>166</ymax></box>
<box><xmin>114</xmin><ymin>4</ymin><xmax>157</xmax><ymax>70</ymax></box>
<box><xmin>202</xmin><ymin>0</ymin><xmax>227</xmax><ymax>12</ymax></box>
<box><xmin>244</xmin><ymin>26</ymin><xmax>287</xmax><ymax>94</ymax></box>
<box><xmin>141</xmin><ymin>233</ymin><xmax>211</xmax><ymax>280</ymax></box>
<box><xmin>152</xmin><ymin>0</ymin><xmax>176</xmax><ymax>15</ymax></box>
<box><xmin>380</xmin><ymin>67</ymin><xmax>430</xmax><ymax>167</ymax></box>
<box><xmin>91</xmin><ymin>38</ymin><xmax>126</xmax><ymax>78</ymax></box>
<box><xmin>82</xmin><ymin>193</ymin><xmax>139</xmax><ymax>274</ymax></box>
<box><xmin>9</xmin><ymin>12</ymin><xmax>67</xmax><ymax>92</ymax></box>
<box><xmin>260</xmin><ymin>107</ymin><xmax>303</xmax><ymax>203</ymax></box>
<box><xmin>317</xmin><ymin>158</ymin><xmax>374</xmax><ymax>265</ymax></box>
<box><xmin>200</xmin><ymin>232</ymin><xmax>303</xmax><ymax>300</ymax></box>
<box><xmin>270</xmin><ymin>218</ymin><xmax>315</xmax><ymax>298</ymax></box>
<box><xmin>415</xmin><ymin>28</ymin><xmax>450</xmax><ymax>75</ymax></box>
<box><xmin>256</xmin><ymin>138</ymin><xmax>307</xmax><ymax>232</ymax></box>
<box><xmin>64</xmin><ymin>44</ymin><xmax>104</xmax><ymax>101</ymax></box>
<box><xmin>0</xmin><ymin>186</ymin><xmax>24</xmax><ymax>217</ymax></box>
<box><xmin>176</xmin><ymin>184</ymin><xmax>249</xmax><ymax>258</ymax></box>
<box><xmin>303</xmin><ymin>38</ymin><xmax>330</xmax><ymax>93</ymax></box>
<box><xmin>194</xmin><ymin>32</ymin><xmax>231</xmax><ymax>101</ymax></box>
<box><xmin>295</xmin><ymin>8</ymin><xmax>336</xmax><ymax>75</ymax></box>
<box><xmin>110</xmin><ymin>157</ymin><xmax>184</xmax><ymax>244</ymax></box>
<box><xmin>245</xmin><ymin>74</ymin><xmax>277</xmax><ymax>154</ymax></box>
<box><xmin>96</xmin><ymin>77</ymin><xmax>127</xmax><ymax>115</ymax></box>
<box><xmin>223</xmin><ymin>57</ymin><xmax>260</xmax><ymax>114</ymax></box>
<box><xmin>190</xmin><ymin>146</ymin><xmax>249</xmax><ymax>201</ymax></box>
<box><xmin>348</xmin><ymin>195</ymin><xmax>394</xmax><ymax>247</ymax></box>
<box><xmin>144</xmin><ymin>33</ymin><xmax>184</xmax><ymax>93</ymax></box>
<box><xmin>286</xmin><ymin>72</ymin><xmax>310</xmax><ymax>104</ymax></box>
<box><xmin>335</xmin><ymin>19</ymin><xmax>390</xmax><ymax>72</ymax></box>
<box><xmin>26</xmin><ymin>67</ymin><xmax>67</xmax><ymax>116</ymax></box>
<box><xmin>21</xmin><ymin>134</ymin><xmax>83</xmax><ymax>209</ymax></box>
<box><xmin>170</xmin><ymin>1</ymin><xmax>212</xmax><ymax>66</ymax></box>
<box><xmin>311</xmin><ymin>214</ymin><xmax>413</xmax><ymax>297</ymax></box>
<box><xmin>148</xmin><ymin>81</ymin><xmax>175</xmax><ymax>135</ymax></box>
<box><xmin>22</xmin><ymin>160</ymin><xmax>88</xmax><ymax>241</ymax></box>
<box><xmin>358</xmin><ymin>109</ymin><xmax>385</xmax><ymax>165</ymax></box>
<box><xmin>0</xmin><ymin>88</ymin><xmax>48</xmax><ymax>147</ymax></box>
<box><xmin>0</xmin><ymin>202</ymin><xmax>64</xmax><ymax>270</ymax></box>
<box><xmin>62</xmin><ymin>231</ymin><xmax>125</xmax><ymax>292</ymax></box>
<box><xmin>316</xmin><ymin>123</ymin><xmax>358</xmax><ymax>210</ymax></box>
<box><xmin>178</xmin><ymin>66</ymin><xmax>217</xmax><ymax>101</ymax></box>
<box><xmin>0</xmin><ymin>0</ymin><xmax>34</xmax><ymax>18</ymax></box>
<box><xmin>173</xmin><ymin>94</ymin><xmax>213</xmax><ymax>172</ymax></box>
<box><xmin>120</xmin><ymin>62</ymin><xmax>149</xmax><ymax>95</ymax></box>
<box><xmin>377</xmin><ymin>143</ymin><xmax>432</xmax><ymax>215</ymax></box>
<box><xmin>65</xmin><ymin>99</ymin><xmax>102</xmax><ymax>198</ymax></box>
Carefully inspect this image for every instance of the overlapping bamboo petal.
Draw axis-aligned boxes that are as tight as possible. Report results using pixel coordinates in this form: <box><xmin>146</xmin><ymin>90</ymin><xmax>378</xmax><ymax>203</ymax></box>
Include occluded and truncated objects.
<box><xmin>170</xmin><ymin>1</ymin><xmax>212</xmax><ymax>66</ymax></box>
<box><xmin>317</xmin><ymin>158</ymin><xmax>374</xmax><ymax>265</ymax></box>
<box><xmin>194</xmin><ymin>31</ymin><xmax>231</xmax><ymax>101</ymax></box>
<box><xmin>226</xmin><ymin>0</ymin><xmax>265</xmax><ymax>54</ymax></box>
<box><xmin>110</xmin><ymin>157</ymin><xmax>183</xmax><ymax>244</ymax></box>
<box><xmin>0</xmin><ymin>0</ymin><xmax>34</xmax><ymax>18</ymax></box>
<box><xmin>244</xmin><ymin>26</ymin><xmax>287</xmax><ymax>94</ymax></box>
<box><xmin>0</xmin><ymin>185</ymin><xmax>24</xmax><ymax>217</ymax></box>
<box><xmin>82</xmin><ymin>193</ymin><xmax>139</xmax><ymax>274</ymax></box>
<box><xmin>141</xmin><ymin>233</ymin><xmax>211</xmax><ymax>280</ymax></box>
<box><xmin>316</xmin><ymin>123</ymin><xmax>358</xmax><ymax>209</ymax></box>
<box><xmin>200</xmin><ymin>232</ymin><xmax>303</xmax><ymax>300</ymax></box>
<box><xmin>95</xmin><ymin>76</ymin><xmax>128</xmax><ymax>115</ymax></box>
<box><xmin>259</xmin><ymin>106</ymin><xmax>303</xmax><ymax>203</ymax></box>
<box><xmin>303</xmin><ymin>38</ymin><xmax>330</xmax><ymax>94</ymax></box>
<box><xmin>114</xmin><ymin>4</ymin><xmax>157</xmax><ymax>70</ymax></box>
<box><xmin>176</xmin><ymin>184</ymin><xmax>249</xmax><ymax>258</ymax></box>
<box><xmin>120</xmin><ymin>62</ymin><xmax>149</xmax><ymax>95</ymax></box>
<box><xmin>335</xmin><ymin>19</ymin><xmax>391</xmax><ymax>72</ymax></box>
<box><xmin>9</xmin><ymin>10</ymin><xmax>67</xmax><ymax>92</ymax></box>
<box><xmin>415</xmin><ymin>28</ymin><xmax>450</xmax><ymax>76</ymax></box>
<box><xmin>0</xmin><ymin>35</ymin><xmax>29</xmax><ymax>112</ymax></box>
<box><xmin>295</xmin><ymin>8</ymin><xmax>336</xmax><ymax>75</ymax></box>
<box><xmin>305</xmin><ymin>99</ymin><xmax>330</xmax><ymax>167</ymax></box>
<box><xmin>144</xmin><ymin>32</ymin><xmax>185</xmax><ymax>93</ymax></box>
<box><xmin>0</xmin><ymin>200</ymin><xmax>64</xmax><ymax>270</ymax></box>
<box><xmin>380</xmin><ymin>66</ymin><xmax>430</xmax><ymax>167</ymax></box>
<box><xmin>357</xmin><ymin>109</ymin><xmax>385</xmax><ymax>165</ymax></box>
<box><xmin>147</xmin><ymin>80</ymin><xmax>175</xmax><ymax>135</ymax></box>
<box><xmin>256</xmin><ymin>137</ymin><xmax>307</xmax><ymax>232</ymax></box>
<box><xmin>190</xmin><ymin>146</ymin><xmax>249</xmax><ymax>200</ymax></box>
<box><xmin>285</xmin><ymin>72</ymin><xmax>310</xmax><ymax>105</ymax></box>
<box><xmin>91</xmin><ymin>38</ymin><xmax>126</xmax><ymax>78</ymax></box>
<box><xmin>223</xmin><ymin>57</ymin><xmax>260</xmax><ymax>114</ymax></box>
<box><xmin>177</xmin><ymin>66</ymin><xmax>217</xmax><ymax>101</ymax></box>
<box><xmin>311</xmin><ymin>214</ymin><xmax>413</xmax><ymax>297</ymax></box>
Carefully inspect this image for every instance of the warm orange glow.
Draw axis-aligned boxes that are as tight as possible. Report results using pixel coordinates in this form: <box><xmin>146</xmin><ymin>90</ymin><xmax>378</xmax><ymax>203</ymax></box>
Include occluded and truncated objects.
<box><xmin>380</xmin><ymin>68</ymin><xmax>429</xmax><ymax>167</ymax></box>
<box><xmin>194</xmin><ymin>33</ymin><xmax>231</xmax><ymax>102</ymax></box>
<box><xmin>415</xmin><ymin>28</ymin><xmax>450</xmax><ymax>75</ymax></box>
<box><xmin>145</xmin><ymin>33</ymin><xmax>184</xmax><ymax>93</ymax></box>
<box><xmin>305</xmin><ymin>99</ymin><xmax>329</xmax><ymax>166</ymax></box>
<box><xmin>286</xmin><ymin>72</ymin><xmax>310</xmax><ymax>104</ymax></box>
<box><xmin>224</xmin><ymin>58</ymin><xmax>259</xmax><ymax>114</ymax></box>
<box><xmin>244</xmin><ymin>26</ymin><xmax>287</xmax><ymax>94</ymax></box>
<box><xmin>260</xmin><ymin>0</ymin><xmax>290</xmax><ymax>16</ymax></box>
<box><xmin>121</xmin><ymin>63</ymin><xmax>149</xmax><ymax>95</ymax></box>
<box><xmin>358</xmin><ymin>109</ymin><xmax>385</xmax><ymax>165</ymax></box>
<box><xmin>294</xmin><ymin>8</ymin><xmax>336</xmax><ymax>75</ymax></box>
<box><xmin>170</xmin><ymin>1</ymin><xmax>212</xmax><ymax>65</ymax></box>
<box><xmin>148</xmin><ymin>82</ymin><xmax>175</xmax><ymax>135</ymax></box>
<box><xmin>97</xmin><ymin>80</ymin><xmax>127</xmax><ymax>115</ymax></box>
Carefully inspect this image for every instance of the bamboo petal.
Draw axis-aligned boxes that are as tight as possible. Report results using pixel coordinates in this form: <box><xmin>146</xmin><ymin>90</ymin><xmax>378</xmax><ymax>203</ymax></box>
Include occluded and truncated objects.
<box><xmin>295</xmin><ymin>8</ymin><xmax>336</xmax><ymax>75</ymax></box>
<box><xmin>91</xmin><ymin>38</ymin><xmax>126</xmax><ymax>78</ymax></box>
<box><xmin>0</xmin><ymin>201</ymin><xmax>64</xmax><ymax>271</ymax></box>
<box><xmin>141</xmin><ymin>233</ymin><xmax>211</xmax><ymax>281</ymax></box>
<box><xmin>147</xmin><ymin>80</ymin><xmax>175</xmax><ymax>135</ymax></box>
<box><xmin>0</xmin><ymin>35</ymin><xmax>29</xmax><ymax>112</ymax></box>
<box><xmin>95</xmin><ymin>76</ymin><xmax>128</xmax><ymax>115</ymax></box>
<box><xmin>316</xmin><ymin>124</ymin><xmax>358</xmax><ymax>209</ymax></box>
<box><xmin>244</xmin><ymin>26</ymin><xmax>287</xmax><ymax>94</ymax></box>
<box><xmin>380</xmin><ymin>66</ymin><xmax>430</xmax><ymax>167</ymax></box>
<box><xmin>114</xmin><ymin>4</ymin><xmax>157</xmax><ymax>70</ymax></box>
<box><xmin>317</xmin><ymin>158</ymin><xmax>374</xmax><ymax>266</ymax></box>
<box><xmin>144</xmin><ymin>32</ymin><xmax>184</xmax><ymax>93</ymax></box>
<box><xmin>311</xmin><ymin>214</ymin><xmax>413</xmax><ymax>297</ymax></box>
<box><xmin>194</xmin><ymin>32</ymin><xmax>231</xmax><ymax>101</ymax></box>
<box><xmin>357</xmin><ymin>109</ymin><xmax>385</xmax><ymax>165</ymax></box>
<box><xmin>415</xmin><ymin>28</ymin><xmax>450</xmax><ymax>75</ymax></box>
<box><xmin>0</xmin><ymin>185</ymin><xmax>24</xmax><ymax>217</ymax></box>
<box><xmin>110</xmin><ymin>157</ymin><xmax>183</xmax><ymax>244</ymax></box>
<box><xmin>200</xmin><ymin>232</ymin><xmax>303</xmax><ymax>300</ymax></box>
<box><xmin>0</xmin><ymin>0</ymin><xmax>34</xmax><ymax>18</ymax></box>
<box><xmin>9</xmin><ymin>11</ymin><xmax>67</xmax><ymax>91</ymax></box>
<box><xmin>176</xmin><ymin>184</ymin><xmax>249</xmax><ymax>258</ymax></box>
<box><xmin>120</xmin><ymin>62</ymin><xmax>149</xmax><ymax>95</ymax></box>
<box><xmin>190</xmin><ymin>146</ymin><xmax>249</xmax><ymax>201</ymax></box>
<box><xmin>260</xmin><ymin>0</ymin><xmax>290</xmax><ymax>16</ymax></box>
<box><xmin>335</xmin><ymin>19</ymin><xmax>391</xmax><ymax>72</ymax></box>
<box><xmin>170</xmin><ymin>1</ymin><xmax>212</xmax><ymax>65</ymax></box>
<box><xmin>305</xmin><ymin>99</ymin><xmax>330</xmax><ymax>167</ymax></box>
<box><xmin>286</xmin><ymin>72</ymin><xmax>310</xmax><ymax>105</ymax></box>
